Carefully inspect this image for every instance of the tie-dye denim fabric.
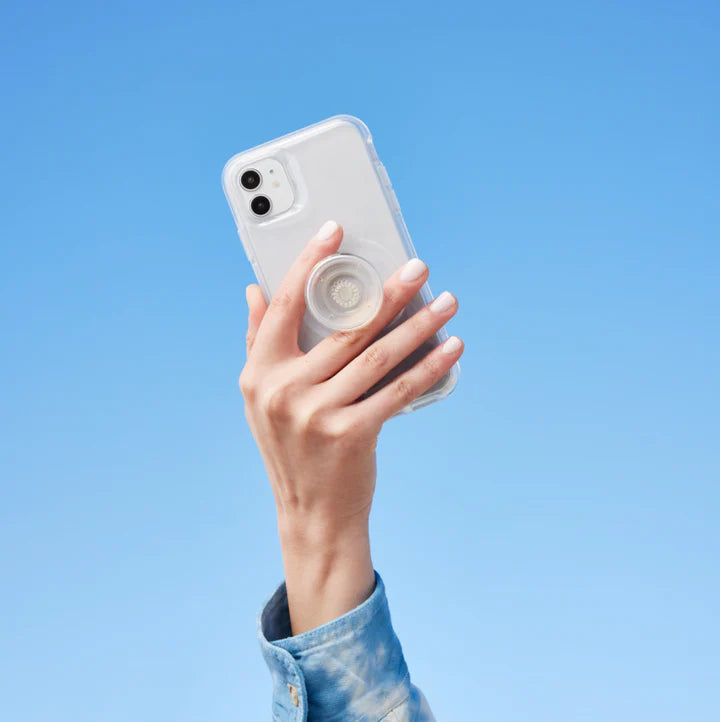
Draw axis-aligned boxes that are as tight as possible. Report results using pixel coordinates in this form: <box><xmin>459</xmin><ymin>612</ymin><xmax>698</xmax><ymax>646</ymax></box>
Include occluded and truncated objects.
<box><xmin>258</xmin><ymin>572</ymin><xmax>435</xmax><ymax>722</ymax></box>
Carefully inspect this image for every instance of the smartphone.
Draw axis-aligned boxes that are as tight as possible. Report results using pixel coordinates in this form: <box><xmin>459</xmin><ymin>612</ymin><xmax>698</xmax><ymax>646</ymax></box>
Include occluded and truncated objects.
<box><xmin>222</xmin><ymin>115</ymin><xmax>458</xmax><ymax>414</ymax></box>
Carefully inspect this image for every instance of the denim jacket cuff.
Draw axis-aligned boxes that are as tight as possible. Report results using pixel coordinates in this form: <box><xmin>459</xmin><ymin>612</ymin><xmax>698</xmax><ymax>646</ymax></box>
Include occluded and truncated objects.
<box><xmin>257</xmin><ymin>571</ymin><xmax>411</xmax><ymax>722</ymax></box>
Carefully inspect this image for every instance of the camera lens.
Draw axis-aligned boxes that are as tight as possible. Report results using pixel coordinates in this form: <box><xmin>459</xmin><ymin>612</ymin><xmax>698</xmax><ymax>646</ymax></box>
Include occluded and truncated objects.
<box><xmin>241</xmin><ymin>169</ymin><xmax>261</xmax><ymax>190</ymax></box>
<box><xmin>250</xmin><ymin>195</ymin><xmax>271</xmax><ymax>216</ymax></box>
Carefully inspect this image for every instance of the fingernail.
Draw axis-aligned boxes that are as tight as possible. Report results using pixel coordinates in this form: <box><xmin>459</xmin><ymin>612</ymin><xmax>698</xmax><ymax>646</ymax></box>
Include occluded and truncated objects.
<box><xmin>399</xmin><ymin>258</ymin><xmax>427</xmax><ymax>282</ymax></box>
<box><xmin>316</xmin><ymin>220</ymin><xmax>338</xmax><ymax>241</ymax></box>
<box><xmin>442</xmin><ymin>336</ymin><xmax>462</xmax><ymax>354</ymax></box>
<box><xmin>430</xmin><ymin>291</ymin><xmax>455</xmax><ymax>313</ymax></box>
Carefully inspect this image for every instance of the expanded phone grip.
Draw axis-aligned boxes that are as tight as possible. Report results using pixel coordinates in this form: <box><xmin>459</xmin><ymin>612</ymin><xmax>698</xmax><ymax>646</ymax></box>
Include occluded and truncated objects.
<box><xmin>304</xmin><ymin>253</ymin><xmax>383</xmax><ymax>331</ymax></box>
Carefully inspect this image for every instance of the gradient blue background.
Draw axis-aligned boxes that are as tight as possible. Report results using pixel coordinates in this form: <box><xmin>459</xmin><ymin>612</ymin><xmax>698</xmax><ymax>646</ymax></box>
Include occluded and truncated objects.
<box><xmin>2</xmin><ymin>1</ymin><xmax>718</xmax><ymax>720</ymax></box>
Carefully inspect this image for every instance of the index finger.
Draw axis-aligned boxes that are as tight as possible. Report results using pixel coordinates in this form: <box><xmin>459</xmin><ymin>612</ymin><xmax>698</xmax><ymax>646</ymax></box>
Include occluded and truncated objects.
<box><xmin>254</xmin><ymin>220</ymin><xmax>343</xmax><ymax>357</ymax></box>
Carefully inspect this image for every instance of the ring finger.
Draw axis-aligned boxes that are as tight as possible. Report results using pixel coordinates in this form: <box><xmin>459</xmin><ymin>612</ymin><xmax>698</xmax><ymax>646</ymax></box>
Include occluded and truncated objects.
<box><xmin>354</xmin><ymin>334</ymin><xmax>465</xmax><ymax>423</ymax></box>
<box><xmin>322</xmin><ymin>290</ymin><xmax>459</xmax><ymax>406</ymax></box>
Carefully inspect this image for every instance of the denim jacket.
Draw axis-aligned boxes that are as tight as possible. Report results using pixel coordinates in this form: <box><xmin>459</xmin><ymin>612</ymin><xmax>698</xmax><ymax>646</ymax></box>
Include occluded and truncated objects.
<box><xmin>258</xmin><ymin>572</ymin><xmax>435</xmax><ymax>721</ymax></box>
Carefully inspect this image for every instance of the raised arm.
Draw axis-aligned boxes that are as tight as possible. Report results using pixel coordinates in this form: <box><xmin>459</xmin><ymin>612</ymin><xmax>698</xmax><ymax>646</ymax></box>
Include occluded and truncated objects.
<box><xmin>241</xmin><ymin>221</ymin><xmax>462</xmax><ymax>720</ymax></box>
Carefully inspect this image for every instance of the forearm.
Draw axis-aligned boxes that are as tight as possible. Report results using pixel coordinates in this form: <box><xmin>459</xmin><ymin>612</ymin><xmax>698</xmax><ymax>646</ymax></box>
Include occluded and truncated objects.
<box><xmin>242</xmin><ymin>221</ymin><xmax>459</xmax><ymax>721</ymax></box>
<box><xmin>277</xmin><ymin>509</ymin><xmax>375</xmax><ymax>635</ymax></box>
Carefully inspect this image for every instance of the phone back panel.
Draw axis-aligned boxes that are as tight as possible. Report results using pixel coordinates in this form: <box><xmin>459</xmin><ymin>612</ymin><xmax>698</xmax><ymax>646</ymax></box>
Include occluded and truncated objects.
<box><xmin>222</xmin><ymin>115</ymin><xmax>458</xmax><ymax>413</ymax></box>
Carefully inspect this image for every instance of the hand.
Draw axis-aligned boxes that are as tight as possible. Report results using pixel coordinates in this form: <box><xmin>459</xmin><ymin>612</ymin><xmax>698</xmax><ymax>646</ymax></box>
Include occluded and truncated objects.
<box><xmin>240</xmin><ymin>220</ymin><xmax>463</xmax><ymax>634</ymax></box>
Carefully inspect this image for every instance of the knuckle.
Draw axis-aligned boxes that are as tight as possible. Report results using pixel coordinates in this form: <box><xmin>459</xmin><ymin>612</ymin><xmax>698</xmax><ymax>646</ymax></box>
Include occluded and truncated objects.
<box><xmin>382</xmin><ymin>285</ymin><xmax>400</xmax><ymax>307</ymax></box>
<box><xmin>422</xmin><ymin>353</ymin><xmax>443</xmax><ymax>379</ymax></box>
<box><xmin>270</xmin><ymin>287</ymin><xmax>293</xmax><ymax>312</ymax></box>
<box><xmin>295</xmin><ymin>404</ymin><xmax>325</xmax><ymax>433</ymax></box>
<box><xmin>297</xmin><ymin>407</ymin><xmax>347</xmax><ymax>440</ymax></box>
<box><xmin>394</xmin><ymin>378</ymin><xmax>416</xmax><ymax>405</ymax></box>
<box><xmin>299</xmin><ymin>245</ymin><xmax>321</xmax><ymax>265</ymax></box>
<box><xmin>362</xmin><ymin>344</ymin><xmax>390</xmax><ymax>370</ymax></box>
<box><xmin>238</xmin><ymin>369</ymin><xmax>257</xmax><ymax>398</ymax></box>
<box><xmin>329</xmin><ymin>329</ymin><xmax>361</xmax><ymax>349</ymax></box>
<box><xmin>262</xmin><ymin>384</ymin><xmax>292</xmax><ymax>419</ymax></box>
<box><xmin>351</xmin><ymin>412</ymin><xmax>380</xmax><ymax>440</ymax></box>
<box><xmin>323</xmin><ymin>415</ymin><xmax>352</xmax><ymax>441</ymax></box>
<box><xmin>408</xmin><ymin>311</ymin><xmax>428</xmax><ymax>335</ymax></box>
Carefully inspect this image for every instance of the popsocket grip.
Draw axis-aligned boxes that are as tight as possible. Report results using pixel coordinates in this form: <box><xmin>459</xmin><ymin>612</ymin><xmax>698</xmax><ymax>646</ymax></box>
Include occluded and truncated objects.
<box><xmin>305</xmin><ymin>253</ymin><xmax>383</xmax><ymax>331</ymax></box>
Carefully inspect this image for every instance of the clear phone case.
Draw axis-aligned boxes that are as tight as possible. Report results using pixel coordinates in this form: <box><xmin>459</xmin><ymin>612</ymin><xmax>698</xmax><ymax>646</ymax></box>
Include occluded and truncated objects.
<box><xmin>222</xmin><ymin>115</ymin><xmax>459</xmax><ymax>413</ymax></box>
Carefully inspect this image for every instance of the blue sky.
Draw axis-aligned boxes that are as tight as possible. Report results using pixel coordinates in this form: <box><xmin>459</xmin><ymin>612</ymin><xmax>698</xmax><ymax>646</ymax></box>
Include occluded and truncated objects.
<box><xmin>1</xmin><ymin>1</ymin><xmax>718</xmax><ymax>720</ymax></box>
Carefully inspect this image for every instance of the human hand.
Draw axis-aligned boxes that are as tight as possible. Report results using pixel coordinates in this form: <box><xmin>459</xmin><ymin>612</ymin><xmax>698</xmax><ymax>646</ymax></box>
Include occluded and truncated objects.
<box><xmin>240</xmin><ymin>220</ymin><xmax>463</xmax><ymax>633</ymax></box>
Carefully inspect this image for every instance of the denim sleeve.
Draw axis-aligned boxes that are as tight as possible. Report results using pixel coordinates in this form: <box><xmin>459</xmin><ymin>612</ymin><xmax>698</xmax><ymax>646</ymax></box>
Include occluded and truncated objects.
<box><xmin>257</xmin><ymin>571</ymin><xmax>435</xmax><ymax>722</ymax></box>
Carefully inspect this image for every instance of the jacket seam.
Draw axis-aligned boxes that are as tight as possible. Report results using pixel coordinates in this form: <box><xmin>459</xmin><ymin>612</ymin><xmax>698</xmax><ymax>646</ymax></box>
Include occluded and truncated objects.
<box><xmin>378</xmin><ymin>672</ymin><xmax>412</xmax><ymax>720</ymax></box>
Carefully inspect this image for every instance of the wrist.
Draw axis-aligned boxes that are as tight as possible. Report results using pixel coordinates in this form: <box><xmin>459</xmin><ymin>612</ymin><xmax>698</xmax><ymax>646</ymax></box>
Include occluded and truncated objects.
<box><xmin>277</xmin><ymin>506</ymin><xmax>370</xmax><ymax>555</ymax></box>
<box><xmin>276</xmin><ymin>509</ymin><xmax>374</xmax><ymax>635</ymax></box>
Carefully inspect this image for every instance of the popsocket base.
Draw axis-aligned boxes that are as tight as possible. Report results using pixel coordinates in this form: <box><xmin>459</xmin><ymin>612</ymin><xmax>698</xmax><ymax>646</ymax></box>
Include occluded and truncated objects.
<box><xmin>305</xmin><ymin>253</ymin><xmax>383</xmax><ymax>331</ymax></box>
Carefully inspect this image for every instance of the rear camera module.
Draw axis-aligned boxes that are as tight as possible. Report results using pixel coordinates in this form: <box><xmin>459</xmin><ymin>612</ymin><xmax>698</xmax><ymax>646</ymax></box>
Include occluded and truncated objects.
<box><xmin>241</xmin><ymin>169</ymin><xmax>261</xmax><ymax>191</ymax></box>
<box><xmin>250</xmin><ymin>195</ymin><xmax>271</xmax><ymax>216</ymax></box>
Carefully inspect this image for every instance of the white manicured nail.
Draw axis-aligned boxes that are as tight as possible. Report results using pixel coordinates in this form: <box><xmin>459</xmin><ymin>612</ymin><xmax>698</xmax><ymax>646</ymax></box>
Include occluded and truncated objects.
<box><xmin>399</xmin><ymin>258</ymin><xmax>427</xmax><ymax>282</ymax></box>
<box><xmin>442</xmin><ymin>336</ymin><xmax>462</xmax><ymax>354</ymax></box>
<box><xmin>316</xmin><ymin>220</ymin><xmax>338</xmax><ymax>241</ymax></box>
<box><xmin>430</xmin><ymin>291</ymin><xmax>455</xmax><ymax>313</ymax></box>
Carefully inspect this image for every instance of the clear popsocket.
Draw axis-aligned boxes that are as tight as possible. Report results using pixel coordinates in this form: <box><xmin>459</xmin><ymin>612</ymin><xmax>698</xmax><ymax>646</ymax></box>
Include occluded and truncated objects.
<box><xmin>305</xmin><ymin>253</ymin><xmax>383</xmax><ymax>331</ymax></box>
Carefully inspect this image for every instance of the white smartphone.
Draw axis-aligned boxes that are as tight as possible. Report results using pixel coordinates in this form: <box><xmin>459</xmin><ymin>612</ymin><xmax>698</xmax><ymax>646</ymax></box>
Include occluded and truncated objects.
<box><xmin>222</xmin><ymin>115</ymin><xmax>458</xmax><ymax>413</ymax></box>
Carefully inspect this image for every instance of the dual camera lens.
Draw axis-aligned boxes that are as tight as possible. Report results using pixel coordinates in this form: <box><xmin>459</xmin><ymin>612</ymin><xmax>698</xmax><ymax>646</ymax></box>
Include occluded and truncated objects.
<box><xmin>241</xmin><ymin>169</ymin><xmax>270</xmax><ymax>216</ymax></box>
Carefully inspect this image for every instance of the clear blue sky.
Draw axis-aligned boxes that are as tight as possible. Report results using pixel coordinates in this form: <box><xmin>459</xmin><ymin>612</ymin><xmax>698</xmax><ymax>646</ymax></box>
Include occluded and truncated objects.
<box><xmin>1</xmin><ymin>1</ymin><xmax>718</xmax><ymax>720</ymax></box>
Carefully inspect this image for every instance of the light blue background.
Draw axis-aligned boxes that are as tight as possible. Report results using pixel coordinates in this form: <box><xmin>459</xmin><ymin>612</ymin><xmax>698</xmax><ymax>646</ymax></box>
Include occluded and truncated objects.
<box><xmin>1</xmin><ymin>1</ymin><xmax>718</xmax><ymax>720</ymax></box>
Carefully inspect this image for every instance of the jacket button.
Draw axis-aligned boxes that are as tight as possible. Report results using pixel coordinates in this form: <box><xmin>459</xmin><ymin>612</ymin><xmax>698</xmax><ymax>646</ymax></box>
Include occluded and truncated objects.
<box><xmin>288</xmin><ymin>683</ymin><xmax>299</xmax><ymax>707</ymax></box>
